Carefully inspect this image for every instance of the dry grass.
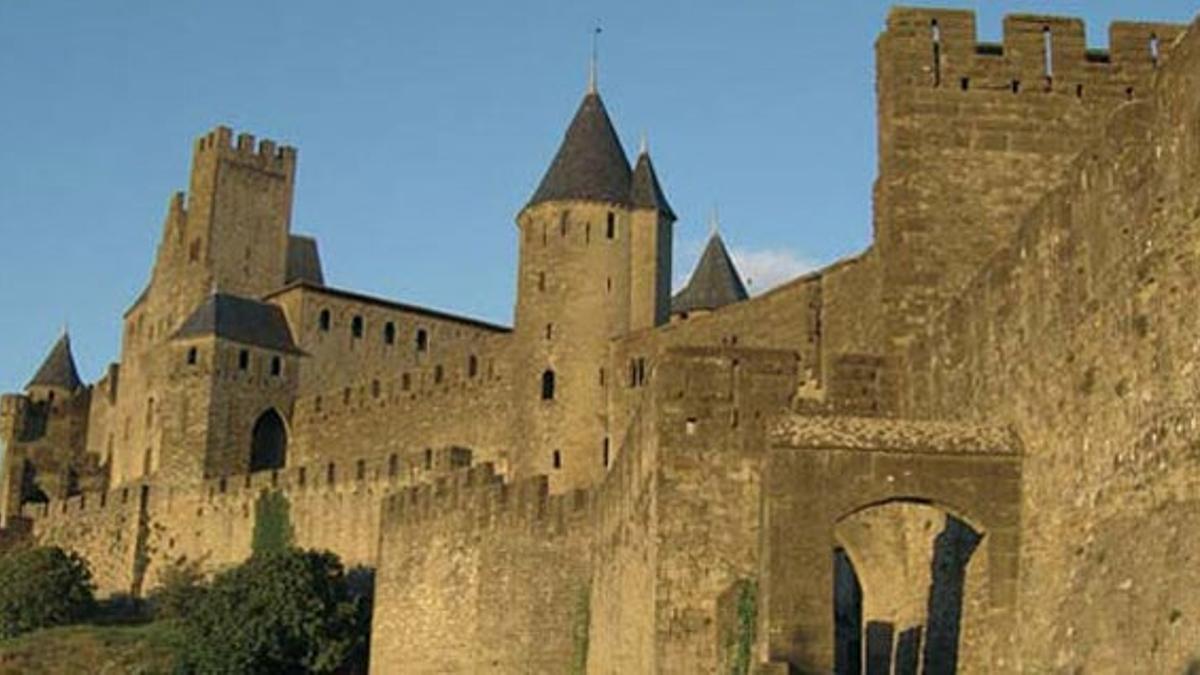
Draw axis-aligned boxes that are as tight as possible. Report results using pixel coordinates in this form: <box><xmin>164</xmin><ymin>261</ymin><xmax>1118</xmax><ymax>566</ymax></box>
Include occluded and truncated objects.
<box><xmin>0</xmin><ymin>621</ymin><xmax>180</xmax><ymax>675</ymax></box>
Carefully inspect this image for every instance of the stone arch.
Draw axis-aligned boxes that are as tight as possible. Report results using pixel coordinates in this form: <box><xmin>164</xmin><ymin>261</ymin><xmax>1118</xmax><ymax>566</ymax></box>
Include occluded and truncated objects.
<box><xmin>759</xmin><ymin>433</ymin><xmax>1021</xmax><ymax>673</ymax></box>
<box><xmin>831</xmin><ymin>499</ymin><xmax>984</xmax><ymax>674</ymax></box>
<box><xmin>250</xmin><ymin>409</ymin><xmax>288</xmax><ymax>472</ymax></box>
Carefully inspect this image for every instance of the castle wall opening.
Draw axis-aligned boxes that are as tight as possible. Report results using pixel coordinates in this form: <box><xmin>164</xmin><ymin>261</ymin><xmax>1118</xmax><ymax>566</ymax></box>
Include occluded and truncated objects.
<box><xmin>833</xmin><ymin>502</ymin><xmax>983</xmax><ymax>674</ymax></box>
<box><xmin>249</xmin><ymin>409</ymin><xmax>287</xmax><ymax>472</ymax></box>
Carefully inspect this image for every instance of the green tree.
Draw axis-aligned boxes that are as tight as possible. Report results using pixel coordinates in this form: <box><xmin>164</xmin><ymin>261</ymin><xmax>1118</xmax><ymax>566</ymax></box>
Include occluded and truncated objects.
<box><xmin>175</xmin><ymin>548</ymin><xmax>370</xmax><ymax>674</ymax></box>
<box><xmin>0</xmin><ymin>546</ymin><xmax>96</xmax><ymax>639</ymax></box>
<box><xmin>251</xmin><ymin>490</ymin><xmax>294</xmax><ymax>556</ymax></box>
<box><xmin>149</xmin><ymin>557</ymin><xmax>207</xmax><ymax>621</ymax></box>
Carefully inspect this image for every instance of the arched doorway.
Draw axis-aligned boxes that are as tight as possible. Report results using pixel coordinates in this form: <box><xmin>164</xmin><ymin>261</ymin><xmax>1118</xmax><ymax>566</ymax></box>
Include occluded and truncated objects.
<box><xmin>833</xmin><ymin>501</ymin><xmax>983</xmax><ymax>675</ymax></box>
<box><xmin>250</xmin><ymin>409</ymin><xmax>288</xmax><ymax>472</ymax></box>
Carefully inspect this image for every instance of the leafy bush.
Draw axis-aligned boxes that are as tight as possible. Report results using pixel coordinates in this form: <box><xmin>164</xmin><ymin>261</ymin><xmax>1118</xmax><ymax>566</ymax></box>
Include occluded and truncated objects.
<box><xmin>175</xmin><ymin>548</ymin><xmax>370</xmax><ymax>673</ymax></box>
<box><xmin>251</xmin><ymin>490</ymin><xmax>294</xmax><ymax>556</ymax></box>
<box><xmin>0</xmin><ymin>546</ymin><xmax>96</xmax><ymax>639</ymax></box>
<box><xmin>149</xmin><ymin>558</ymin><xmax>207</xmax><ymax>621</ymax></box>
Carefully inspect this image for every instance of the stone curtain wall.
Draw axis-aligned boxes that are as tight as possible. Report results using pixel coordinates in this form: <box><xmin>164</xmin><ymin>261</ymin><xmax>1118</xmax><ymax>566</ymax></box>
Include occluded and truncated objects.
<box><xmin>371</xmin><ymin>468</ymin><xmax>592</xmax><ymax>674</ymax></box>
<box><xmin>874</xmin><ymin>9</ymin><xmax>1182</xmax><ymax>350</ymax></box>
<box><xmin>904</xmin><ymin>18</ymin><xmax>1200</xmax><ymax>671</ymax></box>
<box><xmin>21</xmin><ymin>485</ymin><xmax>149</xmax><ymax>597</ymax></box>
<box><xmin>22</xmin><ymin>452</ymin><xmax>432</xmax><ymax>595</ymax></box>
<box><xmin>368</xmin><ymin>347</ymin><xmax>797</xmax><ymax>674</ymax></box>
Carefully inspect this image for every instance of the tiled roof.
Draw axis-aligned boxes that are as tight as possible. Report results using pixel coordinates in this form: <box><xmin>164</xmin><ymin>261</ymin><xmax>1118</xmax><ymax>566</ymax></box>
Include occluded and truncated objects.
<box><xmin>527</xmin><ymin>93</ymin><xmax>632</xmax><ymax>208</ymax></box>
<box><xmin>26</xmin><ymin>333</ymin><xmax>83</xmax><ymax>392</ymax></box>
<box><xmin>286</xmin><ymin>235</ymin><xmax>325</xmax><ymax>286</ymax></box>
<box><xmin>671</xmin><ymin>233</ymin><xmax>749</xmax><ymax>314</ymax></box>
<box><xmin>173</xmin><ymin>293</ymin><xmax>301</xmax><ymax>354</ymax></box>
<box><xmin>629</xmin><ymin>151</ymin><xmax>675</xmax><ymax>220</ymax></box>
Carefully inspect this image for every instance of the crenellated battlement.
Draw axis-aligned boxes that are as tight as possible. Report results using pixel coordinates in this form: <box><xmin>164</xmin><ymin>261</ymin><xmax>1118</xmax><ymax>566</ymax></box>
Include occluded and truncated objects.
<box><xmin>382</xmin><ymin>463</ymin><xmax>592</xmax><ymax>535</ymax></box>
<box><xmin>882</xmin><ymin>7</ymin><xmax>1186</xmax><ymax>96</ymax></box>
<box><xmin>21</xmin><ymin>483</ymin><xmax>148</xmax><ymax>522</ymax></box>
<box><xmin>193</xmin><ymin>125</ymin><xmax>296</xmax><ymax>176</ymax></box>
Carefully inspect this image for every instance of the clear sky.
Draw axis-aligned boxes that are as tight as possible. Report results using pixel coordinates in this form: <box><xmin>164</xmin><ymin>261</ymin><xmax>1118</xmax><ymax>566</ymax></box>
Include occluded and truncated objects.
<box><xmin>0</xmin><ymin>1</ymin><xmax>1195</xmax><ymax>394</ymax></box>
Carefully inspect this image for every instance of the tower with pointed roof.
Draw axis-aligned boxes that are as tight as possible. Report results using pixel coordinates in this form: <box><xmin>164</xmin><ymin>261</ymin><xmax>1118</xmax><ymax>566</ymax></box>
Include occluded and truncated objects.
<box><xmin>671</xmin><ymin>230</ymin><xmax>749</xmax><ymax>320</ymax></box>
<box><xmin>513</xmin><ymin>78</ymin><xmax>675</xmax><ymax>492</ymax></box>
<box><xmin>25</xmin><ymin>332</ymin><xmax>84</xmax><ymax>404</ymax></box>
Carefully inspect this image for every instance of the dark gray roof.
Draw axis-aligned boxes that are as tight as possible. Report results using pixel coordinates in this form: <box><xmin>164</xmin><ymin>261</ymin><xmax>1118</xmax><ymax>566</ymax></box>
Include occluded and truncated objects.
<box><xmin>527</xmin><ymin>93</ymin><xmax>632</xmax><ymax>208</ymax></box>
<box><xmin>286</xmin><ymin>235</ymin><xmax>325</xmax><ymax>286</ymax></box>
<box><xmin>26</xmin><ymin>333</ymin><xmax>84</xmax><ymax>392</ymax></box>
<box><xmin>671</xmin><ymin>233</ymin><xmax>750</xmax><ymax>314</ymax></box>
<box><xmin>629</xmin><ymin>152</ymin><xmax>675</xmax><ymax>220</ymax></box>
<box><xmin>173</xmin><ymin>293</ymin><xmax>301</xmax><ymax>354</ymax></box>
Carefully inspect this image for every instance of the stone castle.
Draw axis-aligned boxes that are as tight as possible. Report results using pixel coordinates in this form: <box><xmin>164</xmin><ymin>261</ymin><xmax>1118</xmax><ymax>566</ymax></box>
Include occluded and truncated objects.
<box><xmin>2</xmin><ymin>6</ymin><xmax>1198</xmax><ymax>673</ymax></box>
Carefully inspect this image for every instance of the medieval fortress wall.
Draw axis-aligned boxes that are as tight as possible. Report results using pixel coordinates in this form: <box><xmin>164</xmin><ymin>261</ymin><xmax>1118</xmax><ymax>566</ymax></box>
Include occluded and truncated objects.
<box><xmin>903</xmin><ymin>18</ymin><xmax>1200</xmax><ymax>670</ymax></box>
<box><xmin>3</xmin><ymin>6</ymin><xmax>1200</xmax><ymax>673</ymax></box>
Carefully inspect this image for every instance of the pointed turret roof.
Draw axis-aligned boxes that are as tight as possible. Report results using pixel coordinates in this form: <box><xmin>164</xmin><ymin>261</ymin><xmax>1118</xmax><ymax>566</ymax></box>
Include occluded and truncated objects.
<box><xmin>671</xmin><ymin>232</ymin><xmax>750</xmax><ymax>314</ymax></box>
<box><xmin>629</xmin><ymin>149</ymin><xmax>675</xmax><ymax>220</ymax></box>
<box><xmin>527</xmin><ymin>93</ymin><xmax>632</xmax><ymax>209</ymax></box>
<box><xmin>26</xmin><ymin>333</ymin><xmax>83</xmax><ymax>392</ymax></box>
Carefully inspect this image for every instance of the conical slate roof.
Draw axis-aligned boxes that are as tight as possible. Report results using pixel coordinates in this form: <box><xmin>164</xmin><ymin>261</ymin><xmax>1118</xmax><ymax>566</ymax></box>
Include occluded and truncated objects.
<box><xmin>173</xmin><ymin>293</ymin><xmax>301</xmax><ymax>354</ymax></box>
<box><xmin>26</xmin><ymin>333</ymin><xmax>83</xmax><ymax>392</ymax></box>
<box><xmin>527</xmin><ymin>93</ymin><xmax>632</xmax><ymax>208</ymax></box>
<box><xmin>671</xmin><ymin>233</ymin><xmax>750</xmax><ymax>314</ymax></box>
<box><xmin>630</xmin><ymin>151</ymin><xmax>675</xmax><ymax>220</ymax></box>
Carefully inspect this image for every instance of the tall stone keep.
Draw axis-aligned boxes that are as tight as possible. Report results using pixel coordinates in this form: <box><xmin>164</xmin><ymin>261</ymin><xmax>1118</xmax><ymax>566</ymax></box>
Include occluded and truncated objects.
<box><xmin>513</xmin><ymin>87</ymin><xmax>674</xmax><ymax>492</ymax></box>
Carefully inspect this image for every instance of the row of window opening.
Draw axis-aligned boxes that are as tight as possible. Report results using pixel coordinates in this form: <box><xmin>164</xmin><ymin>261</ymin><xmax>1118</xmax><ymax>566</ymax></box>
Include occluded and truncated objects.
<box><xmin>186</xmin><ymin>346</ymin><xmax>283</xmax><ymax>377</ymax></box>
<box><xmin>318</xmin><ymin>310</ymin><xmax>429</xmax><ymax>351</ymax></box>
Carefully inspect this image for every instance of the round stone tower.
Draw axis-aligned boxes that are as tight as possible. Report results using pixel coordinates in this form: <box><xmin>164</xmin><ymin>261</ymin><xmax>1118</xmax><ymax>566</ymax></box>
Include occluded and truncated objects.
<box><xmin>512</xmin><ymin>81</ymin><xmax>675</xmax><ymax>493</ymax></box>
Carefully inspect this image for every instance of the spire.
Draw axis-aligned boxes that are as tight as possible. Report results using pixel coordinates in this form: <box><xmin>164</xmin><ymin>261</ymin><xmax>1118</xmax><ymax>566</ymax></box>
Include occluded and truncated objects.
<box><xmin>26</xmin><ymin>332</ymin><xmax>83</xmax><ymax>393</ymax></box>
<box><xmin>638</xmin><ymin>131</ymin><xmax>648</xmax><ymax>156</ymax></box>
<box><xmin>527</xmin><ymin>90</ymin><xmax>632</xmax><ymax>209</ymax></box>
<box><xmin>671</xmin><ymin>231</ymin><xmax>750</xmax><ymax>315</ymax></box>
<box><xmin>588</xmin><ymin>26</ymin><xmax>602</xmax><ymax>94</ymax></box>
<box><xmin>629</xmin><ymin>146</ymin><xmax>676</xmax><ymax>220</ymax></box>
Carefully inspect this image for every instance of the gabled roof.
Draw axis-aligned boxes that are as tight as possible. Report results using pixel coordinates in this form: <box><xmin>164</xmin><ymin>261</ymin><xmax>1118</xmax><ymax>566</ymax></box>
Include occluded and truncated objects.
<box><xmin>629</xmin><ymin>151</ymin><xmax>675</xmax><ymax>220</ymax></box>
<box><xmin>671</xmin><ymin>233</ymin><xmax>750</xmax><ymax>314</ymax></box>
<box><xmin>172</xmin><ymin>293</ymin><xmax>301</xmax><ymax>354</ymax></box>
<box><xmin>527</xmin><ymin>93</ymin><xmax>632</xmax><ymax>209</ymax></box>
<box><xmin>286</xmin><ymin>235</ymin><xmax>325</xmax><ymax>286</ymax></box>
<box><xmin>26</xmin><ymin>333</ymin><xmax>83</xmax><ymax>392</ymax></box>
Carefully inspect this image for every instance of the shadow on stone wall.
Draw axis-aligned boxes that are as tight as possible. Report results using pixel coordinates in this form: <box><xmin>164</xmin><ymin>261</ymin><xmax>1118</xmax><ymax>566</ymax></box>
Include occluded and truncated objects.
<box><xmin>923</xmin><ymin>516</ymin><xmax>982</xmax><ymax>674</ymax></box>
<box><xmin>834</xmin><ymin>548</ymin><xmax>862</xmax><ymax>675</ymax></box>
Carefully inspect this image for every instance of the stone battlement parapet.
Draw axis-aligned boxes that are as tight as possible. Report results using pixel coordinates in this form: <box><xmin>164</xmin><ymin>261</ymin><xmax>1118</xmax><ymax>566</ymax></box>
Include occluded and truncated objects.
<box><xmin>21</xmin><ymin>483</ymin><xmax>149</xmax><ymax>522</ymax></box>
<box><xmin>885</xmin><ymin>7</ymin><xmax>1185</xmax><ymax>83</ymax></box>
<box><xmin>382</xmin><ymin>463</ymin><xmax>592</xmax><ymax>535</ymax></box>
<box><xmin>193</xmin><ymin>125</ymin><xmax>296</xmax><ymax>175</ymax></box>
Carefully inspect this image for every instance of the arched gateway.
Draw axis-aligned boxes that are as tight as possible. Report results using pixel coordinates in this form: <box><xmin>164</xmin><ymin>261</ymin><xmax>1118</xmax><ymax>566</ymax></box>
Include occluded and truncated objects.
<box><xmin>250</xmin><ymin>409</ymin><xmax>288</xmax><ymax>472</ymax></box>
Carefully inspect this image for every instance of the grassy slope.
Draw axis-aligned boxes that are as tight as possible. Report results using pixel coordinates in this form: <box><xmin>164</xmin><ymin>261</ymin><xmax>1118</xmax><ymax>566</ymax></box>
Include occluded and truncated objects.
<box><xmin>0</xmin><ymin>622</ymin><xmax>180</xmax><ymax>675</ymax></box>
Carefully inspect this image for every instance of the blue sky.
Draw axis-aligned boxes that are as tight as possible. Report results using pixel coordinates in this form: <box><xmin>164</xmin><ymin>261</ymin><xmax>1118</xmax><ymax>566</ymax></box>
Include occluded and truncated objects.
<box><xmin>0</xmin><ymin>1</ymin><xmax>1195</xmax><ymax>393</ymax></box>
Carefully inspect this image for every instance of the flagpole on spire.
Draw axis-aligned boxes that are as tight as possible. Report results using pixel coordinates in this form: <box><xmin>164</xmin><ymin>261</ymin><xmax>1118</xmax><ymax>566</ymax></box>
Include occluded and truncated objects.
<box><xmin>639</xmin><ymin>131</ymin><xmax>648</xmax><ymax>156</ymax></box>
<box><xmin>588</xmin><ymin>25</ymin><xmax>602</xmax><ymax>94</ymax></box>
<box><xmin>709</xmin><ymin>204</ymin><xmax>720</xmax><ymax>237</ymax></box>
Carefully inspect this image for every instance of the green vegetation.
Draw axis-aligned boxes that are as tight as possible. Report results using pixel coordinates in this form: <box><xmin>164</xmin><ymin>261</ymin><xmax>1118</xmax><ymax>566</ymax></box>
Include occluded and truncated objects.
<box><xmin>727</xmin><ymin>579</ymin><xmax>758</xmax><ymax>675</ymax></box>
<box><xmin>570</xmin><ymin>585</ymin><xmax>591</xmax><ymax>675</ymax></box>
<box><xmin>0</xmin><ymin>546</ymin><xmax>96</xmax><ymax>640</ymax></box>
<box><xmin>147</xmin><ymin>557</ymin><xmax>205</xmax><ymax>621</ymax></box>
<box><xmin>0</xmin><ymin>546</ymin><xmax>372</xmax><ymax>674</ymax></box>
<box><xmin>174</xmin><ymin>548</ymin><xmax>370</xmax><ymax>674</ymax></box>
<box><xmin>251</xmin><ymin>489</ymin><xmax>295</xmax><ymax>555</ymax></box>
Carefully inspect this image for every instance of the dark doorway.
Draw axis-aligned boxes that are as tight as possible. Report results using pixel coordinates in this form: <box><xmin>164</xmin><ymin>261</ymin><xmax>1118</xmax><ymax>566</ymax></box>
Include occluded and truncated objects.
<box><xmin>834</xmin><ymin>548</ymin><xmax>863</xmax><ymax>675</ymax></box>
<box><xmin>250</xmin><ymin>409</ymin><xmax>288</xmax><ymax>472</ymax></box>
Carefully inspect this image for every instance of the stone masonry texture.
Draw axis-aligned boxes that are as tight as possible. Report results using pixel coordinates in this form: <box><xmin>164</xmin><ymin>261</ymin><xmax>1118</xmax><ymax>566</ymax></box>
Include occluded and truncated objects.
<box><xmin>1</xmin><ymin>6</ymin><xmax>1199</xmax><ymax>673</ymax></box>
